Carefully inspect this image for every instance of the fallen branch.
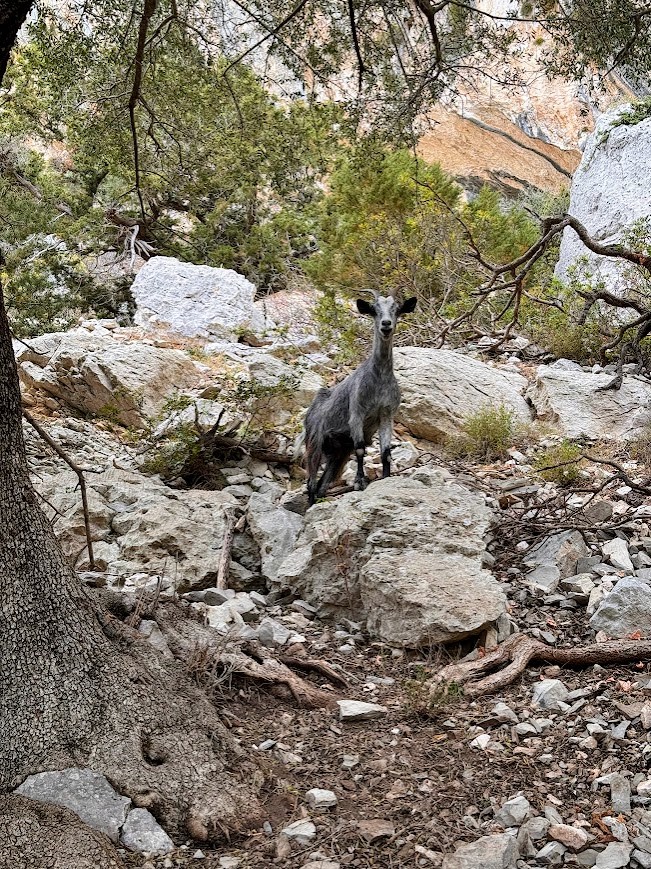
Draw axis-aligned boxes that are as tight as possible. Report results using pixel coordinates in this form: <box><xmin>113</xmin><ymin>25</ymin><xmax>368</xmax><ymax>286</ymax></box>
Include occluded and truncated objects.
<box><xmin>431</xmin><ymin>633</ymin><xmax>651</xmax><ymax>698</ymax></box>
<box><xmin>23</xmin><ymin>409</ymin><xmax>96</xmax><ymax>570</ymax></box>
<box><xmin>216</xmin><ymin>507</ymin><xmax>245</xmax><ymax>589</ymax></box>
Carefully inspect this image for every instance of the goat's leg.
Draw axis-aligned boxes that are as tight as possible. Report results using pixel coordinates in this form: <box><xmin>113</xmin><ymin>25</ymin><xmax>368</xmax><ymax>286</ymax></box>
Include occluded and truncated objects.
<box><xmin>305</xmin><ymin>443</ymin><xmax>322</xmax><ymax>506</ymax></box>
<box><xmin>315</xmin><ymin>452</ymin><xmax>349</xmax><ymax>500</ymax></box>
<box><xmin>378</xmin><ymin>416</ymin><xmax>393</xmax><ymax>479</ymax></box>
<box><xmin>350</xmin><ymin>414</ymin><xmax>368</xmax><ymax>491</ymax></box>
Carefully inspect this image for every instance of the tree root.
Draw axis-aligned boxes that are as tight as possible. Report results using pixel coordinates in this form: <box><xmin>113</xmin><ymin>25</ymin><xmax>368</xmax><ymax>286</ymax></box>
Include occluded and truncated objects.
<box><xmin>221</xmin><ymin>646</ymin><xmax>341</xmax><ymax>708</ymax></box>
<box><xmin>431</xmin><ymin>633</ymin><xmax>651</xmax><ymax>698</ymax></box>
<box><xmin>0</xmin><ymin>795</ymin><xmax>125</xmax><ymax>869</ymax></box>
<box><xmin>155</xmin><ymin>606</ymin><xmax>345</xmax><ymax>709</ymax></box>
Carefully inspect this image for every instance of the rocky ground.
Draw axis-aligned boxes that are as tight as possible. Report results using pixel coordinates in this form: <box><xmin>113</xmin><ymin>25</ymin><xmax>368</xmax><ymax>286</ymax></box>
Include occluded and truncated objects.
<box><xmin>15</xmin><ymin>256</ymin><xmax>651</xmax><ymax>869</ymax></box>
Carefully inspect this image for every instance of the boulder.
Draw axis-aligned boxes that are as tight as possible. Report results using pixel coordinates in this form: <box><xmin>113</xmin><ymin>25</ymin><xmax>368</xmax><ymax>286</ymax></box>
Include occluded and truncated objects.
<box><xmin>590</xmin><ymin>577</ymin><xmax>651</xmax><ymax>638</ymax></box>
<box><xmin>276</xmin><ymin>469</ymin><xmax>506</xmax><ymax>646</ymax></box>
<box><xmin>556</xmin><ymin>106</ymin><xmax>651</xmax><ymax>296</ymax></box>
<box><xmin>527</xmin><ymin>362</ymin><xmax>651</xmax><ymax>441</ymax></box>
<box><xmin>247</xmin><ymin>494</ymin><xmax>305</xmax><ymax>583</ymax></box>
<box><xmin>14</xmin><ymin>768</ymin><xmax>131</xmax><ymax>843</ymax></box>
<box><xmin>442</xmin><ymin>833</ymin><xmax>519</xmax><ymax>869</ymax></box>
<box><xmin>523</xmin><ymin>530</ymin><xmax>589</xmax><ymax>593</ymax></box>
<box><xmin>131</xmin><ymin>256</ymin><xmax>267</xmax><ymax>340</ymax></box>
<box><xmin>34</xmin><ymin>465</ymin><xmax>256</xmax><ymax>592</ymax></box>
<box><xmin>16</xmin><ymin>325</ymin><xmax>200</xmax><ymax>428</ymax></box>
<box><xmin>120</xmin><ymin>808</ymin><xmax>174</xmax><ymax>855</ymax></box>
<box><xmin>394</xmin><ymin>347</ymin><xmax>530</xmax><ymax>442</ymax></box>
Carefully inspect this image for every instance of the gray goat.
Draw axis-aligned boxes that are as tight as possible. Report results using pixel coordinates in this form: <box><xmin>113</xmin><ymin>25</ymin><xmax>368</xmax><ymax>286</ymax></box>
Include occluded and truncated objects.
<box><xmin>304</xmin><ymin>292</ymin><xmax>417</xmax><ymax>505</ymax></box>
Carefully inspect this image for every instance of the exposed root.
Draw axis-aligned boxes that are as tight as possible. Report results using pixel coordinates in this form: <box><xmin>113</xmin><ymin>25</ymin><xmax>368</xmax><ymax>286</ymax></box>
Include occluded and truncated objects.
<box><xmin>155</xmin><ymin>605</ymin><xmax>343</xmax><ymax>708</ymax></box>
<box><xmin>431</xmin><ymin>633</ymin><xmax>651</xmax><ymax>698</ymax></box>
<box><xmin>222</xmin><ymin>646</ymin><xmax>340</xmax><ymax>708</ymax></box>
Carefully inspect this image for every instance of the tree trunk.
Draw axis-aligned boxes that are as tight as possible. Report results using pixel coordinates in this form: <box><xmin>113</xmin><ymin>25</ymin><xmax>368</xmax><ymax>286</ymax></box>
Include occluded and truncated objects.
<box><xmin>0</xmin><ymin>10</ymin><xmax>260</xmax><ymax>847</ymax></box>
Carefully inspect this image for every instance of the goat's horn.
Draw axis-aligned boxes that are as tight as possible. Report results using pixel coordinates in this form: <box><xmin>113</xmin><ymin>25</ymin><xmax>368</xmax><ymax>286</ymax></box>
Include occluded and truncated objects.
<box><xmin>362</xmin><ymin>288</ymin><xmax>380</xmax><ymax>301</ymax></box>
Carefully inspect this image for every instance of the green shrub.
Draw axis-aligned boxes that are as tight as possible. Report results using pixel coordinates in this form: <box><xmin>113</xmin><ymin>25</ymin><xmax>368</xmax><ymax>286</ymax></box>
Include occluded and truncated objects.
<box><xmin>446</xmin><ymin>404</ymin><xmax>515</xmax><ymax>461</ymax></box>
<box><xmin>534</xmin><ymin>440</ymin><xmax>583</xmax><ymax>485</ymax></box>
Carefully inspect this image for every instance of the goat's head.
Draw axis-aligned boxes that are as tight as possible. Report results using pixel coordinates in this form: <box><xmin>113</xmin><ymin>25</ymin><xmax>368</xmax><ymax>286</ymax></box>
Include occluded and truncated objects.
<box><xmin>356</xmin><ymin>292</ymin><xmax>417</xmax><ymax>340</ymax></box>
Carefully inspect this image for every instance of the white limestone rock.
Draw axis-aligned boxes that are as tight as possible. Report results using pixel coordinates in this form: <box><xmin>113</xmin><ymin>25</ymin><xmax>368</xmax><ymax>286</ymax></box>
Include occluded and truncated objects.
<box><xmin>556</xmin><ymin>106</ymin><xmax>651</xmax><ymax>297</ymax></box>
<box><xmin>276</xmin><ymin>470</ymin><xmax>506</xmax><ymax>647</ymax></box>
<box><xmin>131</xmin><ymin>256</ymin><xmax>267</xmax><ymax>340</ymax></box>
<box><xmin>394</xmin><ymin>347</ymin><xmax>530</xmax><ymax>442</ymax></box>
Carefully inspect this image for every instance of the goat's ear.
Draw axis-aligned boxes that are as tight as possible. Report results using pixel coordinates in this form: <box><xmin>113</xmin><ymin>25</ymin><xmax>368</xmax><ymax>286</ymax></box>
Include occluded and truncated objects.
<box><xmin>398</xmin><ymin>296</ymin><xmax>417</xmax><ymax>316</ymax></box>
<box><xmin>356</xmin><ymin>299</ymin><xmax>376</xmax><ymax>317</ymax></box>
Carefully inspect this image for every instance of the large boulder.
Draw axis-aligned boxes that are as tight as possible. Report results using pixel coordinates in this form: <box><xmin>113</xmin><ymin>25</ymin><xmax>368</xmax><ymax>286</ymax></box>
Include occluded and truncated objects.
<box><xmin>247</xmin><ymin>494</ymin><xmax>305</xmax><ymax>583</ymax></box>
<box><xmin>527</xmin><ymin>361</ymin><xmax>651</xmax><ymax>440</ymax></box>
<box><xmin>35</xmin><ymin>464</ymin><xmax>254</xmax><ymax>592</ymax></box>
<box><xmin>394</xmin><ymin>348</ymin><xmax>530</xmax><ymax>442</ymax></box>
<box><xmin>276</xmin><ymin>469</ymin><xmax>506</xmax><ymax>647</ymax></box>
<box><xmin>556</xmin><ymin>106</ymin><xmax>651</xmax><ymax>295</ymax></box>
<box><xmin>16</xmin><ymin>324</ymin><xmax>200</xmax><ymax>428</ymax></box>
<box><xmin>131</xmin><ymin>256</ymin><xmax>267</xmax><ymax>340</ymax></box>
<box><xmin>590</xmin><ymin>577</ymin><xmax>651</xmax><ymax>638</ymax></box>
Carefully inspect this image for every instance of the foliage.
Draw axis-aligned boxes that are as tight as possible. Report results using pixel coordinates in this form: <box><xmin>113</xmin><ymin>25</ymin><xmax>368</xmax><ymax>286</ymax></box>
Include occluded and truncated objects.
<box><xmin>446</xmin><ymin>404</ymin><xmax>516</xmax><ymax>461</ymax></box>
<box><xmin>141</xmin><ymin>422</ymin><xmax>201</xmax><ymax>480</ymax></box>
<box><xmin>0</xmin><ymin>5</ymin><xmax>344</xmax><ymax>336</ymax></box>
<box><xmin>610</xmin><ymin>97</ymin><xmax>651</xmax><ymax>129</ymax></box>
<box><xmin>534</xmin><ymin>440</ymin><xmax>583</xmax><ymax>486</ymax></box>
<box><xmin>404</xmin><ymin>670</ymin><xmax>462</xmax><ymax>719</ymax></box>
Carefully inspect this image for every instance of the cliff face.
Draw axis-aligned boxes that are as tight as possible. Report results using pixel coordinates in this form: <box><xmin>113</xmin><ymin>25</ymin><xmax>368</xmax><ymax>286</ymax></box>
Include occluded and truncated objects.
<box><xmin>418</xmin><ymin>1</ymin><xmax>629</xmax><ymax>195</ymax></box>
<box><xmin>555</xmin><ymin>106</ymin><xmax>651</xmax><ymax>294</ymax></box>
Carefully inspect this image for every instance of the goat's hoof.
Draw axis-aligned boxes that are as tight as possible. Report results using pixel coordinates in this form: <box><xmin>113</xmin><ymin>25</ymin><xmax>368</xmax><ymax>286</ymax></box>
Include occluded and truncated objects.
<box><xmin>353</xmin><ymin>477</ymin><xmax>369</xmax><ymax>491</ymax></box>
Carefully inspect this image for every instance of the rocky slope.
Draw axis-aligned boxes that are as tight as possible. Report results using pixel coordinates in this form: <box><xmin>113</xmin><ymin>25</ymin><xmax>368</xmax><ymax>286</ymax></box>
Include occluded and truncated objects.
<box><xmin>16</xmin><ymin>256</ymin><xmax>651</xmax><ymax>868</ymax></box>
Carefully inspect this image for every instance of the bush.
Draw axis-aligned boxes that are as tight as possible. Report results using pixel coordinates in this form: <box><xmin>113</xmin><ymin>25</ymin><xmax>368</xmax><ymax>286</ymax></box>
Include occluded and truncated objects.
<box><xmin>446</xmin><ymin>404</ymin><xmax>515</xmax><ymax>461</ymax></box>
<box><xmin>534</xmin><ymin>440</ymin><xmax>583</xmax><ymax>486</ymax></box>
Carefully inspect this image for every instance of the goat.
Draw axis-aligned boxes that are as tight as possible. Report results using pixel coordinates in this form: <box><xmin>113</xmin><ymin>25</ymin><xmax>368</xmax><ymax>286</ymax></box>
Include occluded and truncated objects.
<box><xmin>304</xmin><ymin>291</ymin><xmax>417</xmax><ymax>505</ymax></box>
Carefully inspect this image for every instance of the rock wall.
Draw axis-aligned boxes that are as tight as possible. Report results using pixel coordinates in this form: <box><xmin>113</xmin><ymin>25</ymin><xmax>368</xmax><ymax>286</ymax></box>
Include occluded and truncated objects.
<box><xmin>555</xmin><ymin>106</ymin><xmax>651</xmax><ymax>294</ymax></box>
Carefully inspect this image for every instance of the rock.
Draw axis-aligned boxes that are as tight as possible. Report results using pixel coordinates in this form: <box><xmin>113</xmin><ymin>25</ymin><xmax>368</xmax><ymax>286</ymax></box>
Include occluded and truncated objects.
<box><xmin>532</xmin><ymin>679</ymin><xmax>569</xmax><ymax>710</ymax></box>
<box><xmin>305</xmin><ymin>789</ymin><xmax>337</xmax><ymax>810</ymax></box>
<box><xmin>281</xmin><ymin>819</ymin><xmax>317</xmax><ymax>845</ymax></box>
<box><xmin>602</xmin><ymin>538</ymin><xmax>634</xmax><ymax>572</ymax></box>
<box><xmin>594</xmin><ymin>842</ymin><xmax>633</xmax><ymax>869</ymax></box>
<box><xmin>247</xmin><ymin>494</ymin><xmax>304</xmax><ymax>583</ymax></box>
<box><xmin>441</xmin><ymin>833</ymin><xmax>519</xmax><ymax>869</ymax></box>
<box><xmin>536</xmin><ymin>841</ymin><xmax>567</xmax><ymax>865</ymax></box>
<box><xmin>521</xmin><ymin>817</ymin><xmax>550</xmax><ymax>841</ymax></box>
<box><xmin>16</xmin><ymin>326</ymin><xmax>201</xmax><ymax>428</ymax></box>
<box><xmin>218</xmin><ymin>859</ymin><xmax>242</xmax><ymax>869</ymax></box>
<box><xmin>120</xmin><ymin>808</ymin><xmax>174</xmax><ymax>855</ymax></box>
<box><xmin>276</xmin><ymin>470</ymin><xmax>506</xmax><ymax>647</ymax></box>
<box><xmin>641</xmin><ymin>703</ymin><xmax>651</xmax><ymax>729</ymax></box>
<box><xmin>560</xmin><ymin>573</ymin><xmax>595</xmax><ymax>600</ymax></box>
<box><xmin>394</xmin><ymin>347</ymin><xmax>530</xmax><ymax>442</ymax></box>
<box><xmin>634</xmin><ymin>851</ymin><xmax>651</xmax><ymax>869</ymax></box>
<box><xmin>494</xmin><ymin>795</ymin><xmax>531</xmax><ymax>827</ymax></box>
<box><xmin>342</xmin><ymin>754</ymin><xmax>360</xmax><ymax>770</ymax></box>
<box><xmin>547</xmin><ymin>824</ymin><xmax>589</xmax><ymax>850</ymax></box>
<box><xmin>337</xmin><ymin>700</ymin><xmax>387</xmax><ymax>721</ymax></box>
<box><xmin>356</xmin><ymin>819</ymin><xmax>395</xmax><ymax>843</ymax></box>
<box><xmin>256</xmin><ymin>617</ymin><xmax>293</xmax><ymax>647</ymax></box>
<box><xmin>601</xmin><ymin>773</ymin><xmax>632</xmax><ymax>815</ymax></box>
<box><xmin>34</xmin><ymin>465</ymin><xmax>250</xmax><ymax>592</ymax></box>
<box><xmin>131</xmin><ymin>256</ymin><xmax>266</xmax><ymax>340</ymax></box>
<box><xmin>590</xmin><ymin>577</ymin><xmax>651</xmax><ymax>638</ymax></box>
<box><xmin>556</xmin><ymin>106</ymin><xmax>651</xmax><ymax>298</ymax></box>
<box><xmin>526</xmin><ymin>363</ymin><xmax>651</xmax><ymax>441</ymax></box>
<box><xmin>584</xmin><ymin>500</ymin><xmax>615</xmax><ymax>524</ymax></box>
<box><xmin>491</xmin><ymin>702</ymin><xmax>518</xmax><ymax>724</ymax></box>
<box><xmin>14</xmin><ymin>768</ymin><xmax>131</xmax><ymax>842</ymax></box>
<box><xmin>523</xmin><ymin>531</ymin><xmax>589</xmax><ymax>593</ymax></box>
